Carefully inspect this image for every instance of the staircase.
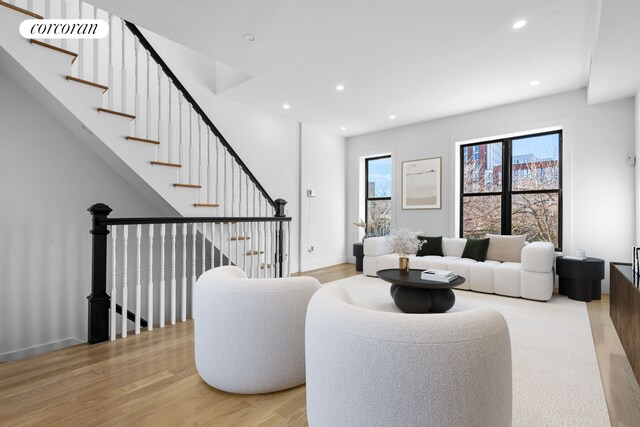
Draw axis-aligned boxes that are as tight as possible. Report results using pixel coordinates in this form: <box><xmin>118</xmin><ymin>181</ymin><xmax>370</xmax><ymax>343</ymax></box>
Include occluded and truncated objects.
<box><xmin>0</xmin><ymin>0</ymin><xmax>292</xmax><ymax>343</ymax></box>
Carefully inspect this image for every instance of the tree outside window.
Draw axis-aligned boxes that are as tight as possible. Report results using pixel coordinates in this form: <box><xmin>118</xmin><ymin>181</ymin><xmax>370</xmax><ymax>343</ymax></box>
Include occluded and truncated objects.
<box><xmin>460</xmin><ymin>131</ymin><xmax>562</xmax><ymax>249</ymax></box>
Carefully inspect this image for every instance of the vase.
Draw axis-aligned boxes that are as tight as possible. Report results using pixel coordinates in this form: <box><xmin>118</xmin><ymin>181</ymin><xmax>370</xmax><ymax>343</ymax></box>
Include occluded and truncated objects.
<box><xmin>399</xmin><ymin>255</ymin><xmax>409</xmax><ymax>274</ymax></box>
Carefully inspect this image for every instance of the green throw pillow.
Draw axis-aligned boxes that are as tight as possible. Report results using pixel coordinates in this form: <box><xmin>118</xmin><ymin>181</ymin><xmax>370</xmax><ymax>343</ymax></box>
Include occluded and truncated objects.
<box><xmin>416</xmin><ymin>236</ymin><xmax>444</xmax><ymax>257</ymax></box>
<box><xmin>461</xmin><ymin>238</ymin><xmax>490</xmax><ymax>262</ymax></box>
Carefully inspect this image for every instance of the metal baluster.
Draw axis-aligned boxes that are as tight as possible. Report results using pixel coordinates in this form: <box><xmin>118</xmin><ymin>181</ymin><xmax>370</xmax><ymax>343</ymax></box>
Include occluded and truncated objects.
<box><xmin>272</xmin><ymin>221</ymin><xmax>277</xmax><ymax>278</ymax></box>
<box><xmin>171</xmin><ymin>223</ymin><xmax>177</xmax><ymax>325</ymax></box>
<box><xmin>146</xmin><ymin>51</ymin><xmax>152</xmax><ymax>145</ymax></box>
<box><xmin>201</xmin><ymin>223</ymin><xmax>206</xmax><ymax>275</ymax></box>
<box><xmin>77</xmin><ymin>1</ymin><xmax>84</xmax><ymax>79</ymax></box>
<box><xmin>120</xmin><ymin>19</ymin><xmax>126</xmax><ymax>113</ymax></box>
<box><xmin>135</xmin><ymin>224</ymin><xmax>141</xmax><ymax>334</ymax></box>
<box><xmin>223</xmin><ymin>146</ymin><xmax>227</xmax><ymax>217</ymax></box>
<box><xmin>134</xmin><ymin>37</ymin><xmax>139</xmax><ymax>136</ymax></box>
<box><xmin>157</xmin><ymin>65</ymin><xmax>162</xmax><ymax>160</ymax></box>
<box><xmin>215</xmin><ymin>137</ymin><xmax>220</xmax><ymax>206</ymax></box>
<box><xmin>168</xmin><ymin>83</ymin><xmax>173</xmax><ymax>163</ymax></box>
<box><xmin>181</xmin><ymin>224</ymin><xmax>187</xmax><ymax>322</ymax></box>
<box><xmin>159</xmin><ymin>224</ymin><xmax>166</xmax><ymax>328</ymax></box>
<box><xmin>210</xmin><ymin>221</ymin><xmax>215</xmax><ymax>269</ymax></box>
<box><xmin>178</xmin><ymin>93</ymin><xmax>183</xmax><ymax>183</ymax></box>
<box><xmin>257</xmin><ymin>221</ymin><xmax>262</xmax><ymax>278</ymax></box>
<box><xmin>110</xmin><ymin>226</ymin><xmax>117</xmax><ymax>340</ymax></box>
<box><xmin>198</xmin><ymin>117</ymin><xmax>202</xmax><ymax>187</ymax></box>
<box><xmin>121</xmin><ymin>225</ymin><xmax>128</xmax><ymax>338</ymax></box>
<box><xmin>219</xmin><ymin>222</ymin><xmax>224</xmax><ymax>267</ymax></box>
<box><xmin>60</xmin><ymin>0</ymin><xmax>68</xmax><ymax>49</ymax></box>
<box><xmin>207</xmin><ymin>132</ymin><xmax>211</xmax><ymax>204</ymax></box>
<box><xmin>191</xmin><ymin>223</ymin><xmax>197</xmax><ymax>316</ymax></box>
<box><xmin>147</xmin><ymin>225</ymin><xmax>154</xmax><ymax>331</ymax></box>
<box><xmin>93</xmin><ymin>6</ymin><xmax>99</xmax><ymax>84</ymax></box>
<box><xmin>107</xmin><ymin>13</ymin><xmax>113</xmax><ymax>109</ymax></box>
<box><xmin>189</xmin><ymin>108</ymin><xmax>193</xmax><ymax>184</ymax></box>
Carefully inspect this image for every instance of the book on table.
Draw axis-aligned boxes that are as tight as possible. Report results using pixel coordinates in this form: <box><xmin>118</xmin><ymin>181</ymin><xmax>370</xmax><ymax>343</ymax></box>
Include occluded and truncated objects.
<box><xmin>421</xmin><ymin>269</ymin><xmax>457</xmax><ymax>283</ymax></box>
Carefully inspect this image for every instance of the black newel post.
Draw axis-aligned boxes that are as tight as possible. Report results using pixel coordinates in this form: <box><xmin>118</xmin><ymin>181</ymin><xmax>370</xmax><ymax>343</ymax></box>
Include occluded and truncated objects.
<box><xmin>87</xmin><ymin>203</ymin><xmax>112</xmax><ymax>344</ymax></box>
<box><xmin>274</xmin><ymin>199</ymin><xmax>287</xmax><ymax>277</ymax></box>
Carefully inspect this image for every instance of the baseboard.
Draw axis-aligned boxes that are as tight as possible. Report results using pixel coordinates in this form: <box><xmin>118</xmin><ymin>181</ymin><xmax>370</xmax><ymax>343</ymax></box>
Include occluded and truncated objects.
<box><xmin>0</xmin><ymin>337</ymin><xmax>83</xmax><ymax>362</ymax></box>
<box><xmin>301</xmin><ymin>256</ymin><xmax>347</xmax><ymax>272</ymax></box>
<box><xmin>346</xmin><ymin>256</ymin><xmax>356</xmax><ymax>264</ymax></box>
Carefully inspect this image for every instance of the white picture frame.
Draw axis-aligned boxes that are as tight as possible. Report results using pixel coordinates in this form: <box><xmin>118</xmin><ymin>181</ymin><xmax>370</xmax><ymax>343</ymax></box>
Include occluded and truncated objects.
<box><xmin>402</xmin><ymin>157</ymin><xmax>441</xmax><ymax>209</ymax></box>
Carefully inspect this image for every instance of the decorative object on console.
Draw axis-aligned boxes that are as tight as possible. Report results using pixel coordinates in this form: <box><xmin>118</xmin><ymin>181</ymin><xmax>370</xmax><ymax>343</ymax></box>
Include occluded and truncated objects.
<box><xmin>385</xmin><ymin>228</ymin><xmax>424</xmax><ymax>274</ymax></box>
<box><xmin>416</xmin><ymin>235</ymin><xmax>444</xmax><ymax>257</ymax></box>
<box><xmin>461</xmin><ymin>237</ymin><xmax>490</xmax><ymax>262</ymax></box>
<box><xmin>401</xmin><ymin>157</ymin><xmax>441</xmax><ymax>209</ymax></box>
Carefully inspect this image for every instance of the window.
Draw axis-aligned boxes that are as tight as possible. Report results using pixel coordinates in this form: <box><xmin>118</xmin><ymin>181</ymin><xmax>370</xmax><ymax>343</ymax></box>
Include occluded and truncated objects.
<box><xmin>365</xmin><ymin>155</ymin><xmax>392</xmax><ymax>236</ymax></box>
<box><xmin>460</xmin><ymin>130</ymin><xmax>562</xmax><ymax>249</ymax></box>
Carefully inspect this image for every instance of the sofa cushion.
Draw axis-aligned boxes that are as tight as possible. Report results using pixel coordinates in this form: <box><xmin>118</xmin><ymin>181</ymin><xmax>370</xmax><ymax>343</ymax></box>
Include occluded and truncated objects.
<box><xmin>429</xmin><ymin>256</ymin><xmax>460</xmax><ymax>270</ymax></box>
<box><xmin>461</xmin><ymin>238</ymin><xmax>490</xmax><ymax>262</ymax></box>
<box><xmin>470</xmin><ymin>261</ymin><xmax>501</xmax><ymax>294</ymax></box>
<box><xmin>486</xmin><ymin>234</ymin><xmax>526</xmax><ymax>263</ymax></box>
<box><xmin>416</xmin><ymin>236</ymin><xmax>444</xmax><ymax>257</ymax></box>
<box><xmin>442</xmin><ymin>238</ymin><xmax>467</xmax><ymax>257</ymax></box>
<box><xmin>494</xmin><ymin>262</ymin><xmax>521</xmax><ymax>297</ymax></box>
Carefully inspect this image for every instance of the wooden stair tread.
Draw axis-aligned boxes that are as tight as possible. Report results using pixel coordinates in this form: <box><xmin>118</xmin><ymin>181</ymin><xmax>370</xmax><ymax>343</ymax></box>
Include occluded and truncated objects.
<box><xmin>193</xmin><ymin>203</ymin><xmax>220</xmax><ymax>208</ymax></box>
<box><xmin>174</xmin><ymin>183</ymin><xmax>202</xmax><ymax>189</ymax></box>
<box><xmin>126</xmin><ymin>136</ymin><xmax>160</xmax><ymax>145</ymax></box>
<box><xmin>229</xmin><ymin>236</ymin><xmax>250</xmax><ymax>241</ymax></box>
<box><xmin>97</xmin><ymin>108</ymin><xmax>135</xmax><ymax>120</ymax></box>
<box><xmin>245</xmin><ymin>251</ymin><xmax>264</xmax><ymax>256</ymax></box>
<box><xmin>30</xmin><ymin>40</ymin><xmax>78</xmax><ymax>63</ymax></box>
<box><xmin>66</xmin><ymin>75</ymin><xmax>108</xmax><ymax>93</ymax></box>
<box><xmin>0</xmin><ymin>1</ymin><xmax>43</xmax><ymax>19</ymax></box>
<box><xmin>150</xmin><ymin>161</ymin><xmax>181</xmax><ymax>168</ymax></box>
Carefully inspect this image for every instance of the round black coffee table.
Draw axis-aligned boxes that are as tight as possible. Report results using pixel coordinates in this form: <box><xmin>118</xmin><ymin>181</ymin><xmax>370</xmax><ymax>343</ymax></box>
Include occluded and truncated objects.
<box><xmin>377</xmin><ymin>269</ymin><xmax>466</xmax><ymax>313</ymax></box>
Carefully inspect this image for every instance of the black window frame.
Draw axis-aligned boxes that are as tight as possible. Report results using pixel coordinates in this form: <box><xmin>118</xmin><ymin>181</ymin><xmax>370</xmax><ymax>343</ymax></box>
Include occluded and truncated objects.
<box><xmin>365</xmin><ymin>154</ymin><xmax>392</xmax><ymax>236</ymax></box>
<box><xmin>459</xmin><ymin>130</ymin><xmax>563</xmax><ymax>250</ymax></box>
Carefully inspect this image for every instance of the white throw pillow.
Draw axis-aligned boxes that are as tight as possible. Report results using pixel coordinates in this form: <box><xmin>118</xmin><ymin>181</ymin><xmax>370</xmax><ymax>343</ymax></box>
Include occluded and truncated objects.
<box><xmin>486</xmin><ymin>234</ymin><xmax>527</xmax><ymax>263</ymax></box>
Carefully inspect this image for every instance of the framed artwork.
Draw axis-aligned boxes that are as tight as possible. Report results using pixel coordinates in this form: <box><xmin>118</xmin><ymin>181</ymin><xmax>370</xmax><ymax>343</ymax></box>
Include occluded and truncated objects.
<box><xmin>402</xmin><ymin>157</ymin><xmax>441</xmax><ymax>209</ymax></box>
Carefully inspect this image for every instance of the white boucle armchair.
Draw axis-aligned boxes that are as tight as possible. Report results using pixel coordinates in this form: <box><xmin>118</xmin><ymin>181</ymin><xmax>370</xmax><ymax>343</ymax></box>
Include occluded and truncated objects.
<box><xmin>194</xmin><ymin>266</ymin><xmax>321</xmax><ymax>394</ymax></box>
<box><xmin>305</xmin><ymin>285</ymin><xmax>512</xmax><ymax>427</ymax></box>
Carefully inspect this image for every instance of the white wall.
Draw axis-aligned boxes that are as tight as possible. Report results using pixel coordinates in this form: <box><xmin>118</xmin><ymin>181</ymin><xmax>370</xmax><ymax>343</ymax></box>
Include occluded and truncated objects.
<box><xmin>300</xmin><ymin>124</ymin><xmax>347</xmax><ymax>271</ymax></box>
<box><xmin>0</xmin><ymin>69</ymin><xmax>167</xmax><ymax>360</ymax></box>
<box><xmin>347</xmin><ymin>89</ymin><xmax>635</xmax><ymax>292</ymax></box>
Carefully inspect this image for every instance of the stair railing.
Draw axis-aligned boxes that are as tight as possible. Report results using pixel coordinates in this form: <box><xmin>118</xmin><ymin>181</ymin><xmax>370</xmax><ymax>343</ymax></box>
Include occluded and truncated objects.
<box><xmin>88</xmin><ymin>202</ymin><xmax>291</xmax><ymax>344</ymax></box>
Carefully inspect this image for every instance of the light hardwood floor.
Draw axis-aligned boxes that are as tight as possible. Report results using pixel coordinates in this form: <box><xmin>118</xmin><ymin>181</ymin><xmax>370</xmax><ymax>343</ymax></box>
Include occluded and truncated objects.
<box><xmin>0</xmin><ymin>263</ymin><xmax>638</xmax><ymax>426</ymax></box>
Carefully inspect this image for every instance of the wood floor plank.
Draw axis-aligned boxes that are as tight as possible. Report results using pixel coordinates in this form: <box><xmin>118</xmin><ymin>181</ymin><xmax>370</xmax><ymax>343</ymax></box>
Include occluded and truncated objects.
<box><xmin>1</xmin><ymin>263</ymin><xmax>638</xmax><ymax>426</ymax></box>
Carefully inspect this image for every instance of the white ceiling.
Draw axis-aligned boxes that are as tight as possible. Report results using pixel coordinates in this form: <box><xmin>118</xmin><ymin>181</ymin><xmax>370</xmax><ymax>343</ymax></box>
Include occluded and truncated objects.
<box><xmin>88</xmin><ymin>0</ymin><xmax>607</xmax><ymax>137</ymax></box>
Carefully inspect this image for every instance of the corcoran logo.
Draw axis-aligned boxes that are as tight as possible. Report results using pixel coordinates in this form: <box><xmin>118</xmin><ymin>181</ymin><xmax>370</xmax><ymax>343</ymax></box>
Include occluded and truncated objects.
<box><xmin>19</xmin><ymin>19</ymin><xmax>109</xmax><ymax>39</ymax></box>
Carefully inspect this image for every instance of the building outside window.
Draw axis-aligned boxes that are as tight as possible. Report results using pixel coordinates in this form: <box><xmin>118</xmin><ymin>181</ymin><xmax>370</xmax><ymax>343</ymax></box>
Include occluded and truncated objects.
<box><xmin>460</xmin><ymin>130</ymin><xmax>562</xmax><ymax>249</ymax></box>
<box><xmin>365</xmin><ymin>155</ymin><xmax>392</xmax><ymax>237</ymax></box>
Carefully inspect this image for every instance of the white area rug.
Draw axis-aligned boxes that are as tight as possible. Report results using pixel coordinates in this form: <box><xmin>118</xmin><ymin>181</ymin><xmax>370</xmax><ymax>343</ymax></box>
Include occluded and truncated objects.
<box><xmin>326</xmin><ymin>275</ymin><xmax>610</xmax><ymax>427</ymax></box>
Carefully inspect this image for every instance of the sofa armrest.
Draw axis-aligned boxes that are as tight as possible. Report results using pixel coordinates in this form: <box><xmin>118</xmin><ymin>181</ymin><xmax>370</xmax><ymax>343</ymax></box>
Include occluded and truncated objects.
<box><xmin>363</xmin><ymin>237</ymin><xmax>392</xmax><ymax>257</ymax></box>
<box><xmin>521</xmin><ymin>242</ymin><xmax>555</xmax><ymax>273</ymax></box>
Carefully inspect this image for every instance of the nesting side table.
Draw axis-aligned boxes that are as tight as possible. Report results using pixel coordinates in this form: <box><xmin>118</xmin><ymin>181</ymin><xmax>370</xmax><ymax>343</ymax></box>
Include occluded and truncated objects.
<box><xmin>556</xmin><ymin>256</ymin><xmax>604</xmax><ymax>302</ymax></box>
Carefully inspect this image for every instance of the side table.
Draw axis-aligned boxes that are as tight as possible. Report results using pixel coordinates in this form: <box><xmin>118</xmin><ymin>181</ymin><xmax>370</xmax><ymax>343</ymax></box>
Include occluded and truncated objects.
<box><xmin>353</xmin><ymin>243</ymin><xmax>364</xmax><ymax>272</ymax></box>
<box><xmin>556</xmin><ymin>256</ymin><xmax>604</xmax><ymax>302</ymax></box>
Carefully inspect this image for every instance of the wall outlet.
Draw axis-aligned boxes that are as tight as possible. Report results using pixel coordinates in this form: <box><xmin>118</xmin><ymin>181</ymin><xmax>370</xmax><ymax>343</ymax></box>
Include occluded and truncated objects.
<box><xmin>307</xmin><ymin>189</ymin><xmax>316</xmax><ymax>197</ymax></box>
<box><xmin>307</xmin><ymin>245</ymin><xmax>315</xmax><ymax>253</ymax></box>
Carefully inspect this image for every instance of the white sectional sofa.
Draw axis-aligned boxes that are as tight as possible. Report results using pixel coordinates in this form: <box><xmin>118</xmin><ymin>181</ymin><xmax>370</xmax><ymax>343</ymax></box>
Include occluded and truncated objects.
<box><xmin>363</xmin><ymin>236</ymin><xmax>555</xmax><ymax>301</ymax></box>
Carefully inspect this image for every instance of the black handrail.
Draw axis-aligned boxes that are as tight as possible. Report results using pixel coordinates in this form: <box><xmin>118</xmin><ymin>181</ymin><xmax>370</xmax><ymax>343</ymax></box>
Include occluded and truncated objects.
<box><xmin>124</xmin><ymin>21</ymin><xmax>276</xmax><ymax>210</ymax></box>
<box><xmin>100</xmin><ymin>216</ymin><xmax>291</xmax><ymax>226</ymax></box>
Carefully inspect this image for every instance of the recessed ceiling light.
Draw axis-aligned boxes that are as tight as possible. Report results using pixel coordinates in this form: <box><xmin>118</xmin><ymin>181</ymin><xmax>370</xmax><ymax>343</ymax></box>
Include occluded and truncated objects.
<box><xmin>282</xmin><ymin>103</ymin><xmax>290</xmax><ymax>109</ymax></box>
<box><xmin>243</xmin><ymin>33</ymin><xmax>255</xmax><ymax>42</ymax></box>
<box><xmin>512</xmin><ymin>20</ymin><xmax>527</xmax><ymax>30</ymax></box>
<box><xmin>336</xmin><ymin>84</ymin><xmax>345</xmax><ymax>91</ymax></box>
<box><xmin>389</xmin><ymin>115</ymin><xmax>396</xmax><ymax>120</ymax></box>
<box><xmin>530</xmin><ymin>80</ymin><xmax>540</xmax><ymax>86</ymax></box>
<box><xmin>340</xmin><ymin>126</ymin><xmax>346</xmax><ymax>131</ymax></box>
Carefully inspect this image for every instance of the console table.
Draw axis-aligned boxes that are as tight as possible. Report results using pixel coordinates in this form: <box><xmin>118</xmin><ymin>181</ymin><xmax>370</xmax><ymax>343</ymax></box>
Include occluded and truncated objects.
<box><xmin>610</xmin><ymin>262</ymin><xmax>640</xmax><ymax>384</ymax></box>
